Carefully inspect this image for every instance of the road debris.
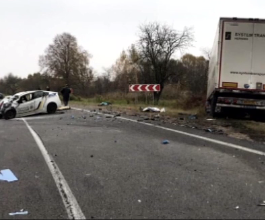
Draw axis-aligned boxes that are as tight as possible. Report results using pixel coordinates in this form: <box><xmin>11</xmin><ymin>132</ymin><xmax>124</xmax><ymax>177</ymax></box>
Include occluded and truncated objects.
<box><xmin>189</xmin><ymin>114</ymin><xmax>198</xmax><ymax>120</ymax></box>
<box><xmin>71</xmin><ymin>115</ymin><xmax>75</xmax><ymax>119</ymax></box>
<box><xmin>9</xmin><ymin>209</ymin><xmax>28</xmax><ymax>216</ymax></box>
<box><xmin>162</xmin><ymin>140</ymin><xmax>170</xmax><ymax>144</ymax></box>
<box><xmin>235</xmin><ymin>206</ymin><xmax>240</xmax><ymax>210</ymax></box>
<box><xmin>205</xmin><ymin>128</ymin><xmax>214</xmax><ymax>133</ymax></box>
<box><xmin>258</xmin><ymin>201</ymin><xmax>265</xmax><ymax>206</ymax></box>
<box><xmin>0</xmin><ymin>169</ymin><xmax>18</xmax><ymax>182</ymax></box>
<box><xmin>138</xmin><ymin>200</ymin><xmax>142</xmax><ymax>203</ymax></box>
<box><xmin>141</xmin><ymin>107</ymin><xmax>165</xmax><ymax>113</ymax></box>
<box><xmin>259</xmin><ymin>181</ymin><xmax>264</xmax><ymax>184</ymax></box>
<box><xmin>207</xmin><ymin>118</ymin><xmax>216</xmax><ymax>121</ymax></box>
<box><xmin>98</xmin><ymin>102</ymin><xmax>112</xmax><ymax>106</ymax></box>
<box><xmin>58</xmin><ymin>106</ymin><xmax>71</xmax><ymax>111</ymax></box>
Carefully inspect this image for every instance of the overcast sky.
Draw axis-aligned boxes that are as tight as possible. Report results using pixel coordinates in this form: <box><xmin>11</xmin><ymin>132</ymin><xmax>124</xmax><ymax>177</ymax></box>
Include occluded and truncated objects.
<box><xmin>0</xmin><ymin>0</ymin><xmax>264</xmax><ymax>78</ymax></box>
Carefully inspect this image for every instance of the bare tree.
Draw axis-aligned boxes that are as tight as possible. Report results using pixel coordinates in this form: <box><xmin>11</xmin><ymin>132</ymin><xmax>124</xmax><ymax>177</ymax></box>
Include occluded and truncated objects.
<box><xmin>137</xmin><ymin>22</ymin><xmax>194</xmax><ymax>104</ymax></box>
<box><xmin>39</xmin><ymin>33</ymin><xmax>92</xmax><ymax>86</ymax></box>
<box><xmin>200</xmin><ymin>47</ymin><xmax>211</xmax><ymax>60</ymax></box>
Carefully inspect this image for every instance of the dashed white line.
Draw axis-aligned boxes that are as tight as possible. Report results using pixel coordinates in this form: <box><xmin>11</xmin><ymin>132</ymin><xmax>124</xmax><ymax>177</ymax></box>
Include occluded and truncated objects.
<box><xmin>23</xmin><ymin>119</ymin><xmax>86</xmax><ymax>220</ymax></box>
<box><xmin>72</xmin><ymin>107</ymin><xmax>265</xmax><ymax>156</ymax></box>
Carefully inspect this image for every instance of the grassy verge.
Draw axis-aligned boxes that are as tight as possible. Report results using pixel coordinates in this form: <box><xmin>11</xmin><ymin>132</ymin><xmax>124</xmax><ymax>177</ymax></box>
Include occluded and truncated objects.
<box><xmin>70</xmin><ymin>98</ymin><xmax>205</xmax><ymax>118</ymax></box>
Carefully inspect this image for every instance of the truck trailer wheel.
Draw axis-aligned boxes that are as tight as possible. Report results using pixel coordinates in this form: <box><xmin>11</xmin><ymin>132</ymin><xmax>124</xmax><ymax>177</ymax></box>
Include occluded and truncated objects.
<box><xmin>210</xmin><ymin>94</ymin><xmax>218</xmax><ymax>117</ymax></box>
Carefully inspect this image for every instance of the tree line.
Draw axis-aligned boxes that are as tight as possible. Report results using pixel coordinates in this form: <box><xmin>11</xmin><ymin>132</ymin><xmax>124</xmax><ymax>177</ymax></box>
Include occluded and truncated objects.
<box><xmin>0</xmin><ymin>22</ymin><xmax>209</xmax><ymax>105</ymax></box>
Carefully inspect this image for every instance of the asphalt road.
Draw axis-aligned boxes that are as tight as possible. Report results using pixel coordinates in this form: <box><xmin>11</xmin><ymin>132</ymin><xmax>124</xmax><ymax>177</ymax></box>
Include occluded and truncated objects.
<box><xmin>1</xmin><ymin>109</ymin><xmax>265</xmax><ymax>219</ymax></box>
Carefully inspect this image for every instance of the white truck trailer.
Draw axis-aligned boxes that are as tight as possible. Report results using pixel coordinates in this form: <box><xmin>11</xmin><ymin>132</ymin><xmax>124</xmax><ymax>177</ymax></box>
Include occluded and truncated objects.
<box><xmin>207</xmin><ymin>17</ymin><xmax>265</xmax><ymax>118</ymax></box>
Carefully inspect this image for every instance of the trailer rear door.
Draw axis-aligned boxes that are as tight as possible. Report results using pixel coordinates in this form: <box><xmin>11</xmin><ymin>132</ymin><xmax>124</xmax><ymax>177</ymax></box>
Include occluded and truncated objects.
<box><xmin>219</xmin><ymin>21</ymin><xmax>254</xmax><ymax>89</ymax></box>
<box><xmin>251</xmin><ymin>23</ymin><xmax>265</xmax><ymax>89</ymax></box>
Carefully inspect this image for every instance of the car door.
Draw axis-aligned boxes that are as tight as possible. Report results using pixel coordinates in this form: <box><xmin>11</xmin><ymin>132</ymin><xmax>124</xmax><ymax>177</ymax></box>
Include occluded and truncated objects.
<box><xmin>33</xmin><ymin>91</ymin><xmax>45</xmax><ymax>111</ymax></box>
<box><xmin>17</xmin><ymin>93</ymin><xmax>35</xmax><ymax>115</ymax></box>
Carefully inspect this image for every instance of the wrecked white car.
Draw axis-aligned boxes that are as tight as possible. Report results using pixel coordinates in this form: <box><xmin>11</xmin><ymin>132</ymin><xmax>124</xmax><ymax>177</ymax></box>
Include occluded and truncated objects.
<box><xmin>0</xmin><ymin>90</ymin><xmax>62</xmax><ymax>120</ymax></box>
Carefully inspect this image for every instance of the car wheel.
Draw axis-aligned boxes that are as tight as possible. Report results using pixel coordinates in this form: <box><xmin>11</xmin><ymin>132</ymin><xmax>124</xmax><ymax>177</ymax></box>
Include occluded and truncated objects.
<box><xmin>4</xmin><ymin>109</ymin><xmax>16</xmax><ymax>120</ymax></box>
<box><xmin>47</xmin><ymin>103</ymin><xmax>57</xmax><ymax>114</ymax></box>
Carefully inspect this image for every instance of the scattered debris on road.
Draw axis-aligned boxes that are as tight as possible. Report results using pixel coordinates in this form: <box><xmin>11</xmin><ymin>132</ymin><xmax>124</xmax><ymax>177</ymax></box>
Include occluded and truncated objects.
<box><xmin>138</xmin><ymin>200</ymin><xmax>142</xmax><ymax>203</ymax></box>
<box><xmin>189</xmin><ymin>114</ymin><xmax>198</xmax><ymax>120</ymax></box>
<box><xmin>235</xmin><ymin>206</ymin><xmax>240</xmax><ymax>210</ymax></box>
<box><xmin>258</xmin><ymin>201</ymin><xmax>265</xmax><ymax>206</ymax></box>
<box><xmin>98</xmin><ymin>102</ymin><xmax>112</xmax><ymax>106</ymax></box>
<box><xmin>9</xmin><ymin>209</ymin><xmax>28</xmax><ymax>216</ymax></box>
<box><xmin>140</xmin><ymin>107</ymin><xmax>166</xmax><ymax>113</ymax></box>
<box><xmin>162</xmin><ymin>140</ymin><xmax>170</xmax><ymax>144</ymax></box>
<box><xmin>58</xmin><ymin>106</ymin><xmax>71</xmax><ymax>111</ymax></box>
<box><xmin>0</xmin><ymin>169</ymin><xmax>18</xmax><ymax>182</ymax></box>
<box><xmin>207</xmin><ymin>118</ymin><xmax>216</xmax><ymax>121</ymax></box>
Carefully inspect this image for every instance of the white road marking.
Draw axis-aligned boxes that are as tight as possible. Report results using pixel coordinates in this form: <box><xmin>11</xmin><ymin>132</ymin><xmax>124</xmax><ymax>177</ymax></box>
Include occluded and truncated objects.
<box><xmin>23</xmin><ymin>119</ymin><xmax>86</xmax><ymax>220</ymax></box>
<box><xmin>15</xmin><ymin>114</ymin><xmax>64</xmax><ymax>121</ymax></box>
<box><xmin>72</xmin><ymin>107</ymin><xmax>265</xmax><ymax>156</ymax></box>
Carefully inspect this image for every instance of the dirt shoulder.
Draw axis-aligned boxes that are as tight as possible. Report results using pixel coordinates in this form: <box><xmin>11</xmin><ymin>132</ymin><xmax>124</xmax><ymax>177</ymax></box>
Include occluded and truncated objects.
<box><xmin>71</xmin><ymin>102</ymin><xmax>265</xmax><ymax>144</ymax></box>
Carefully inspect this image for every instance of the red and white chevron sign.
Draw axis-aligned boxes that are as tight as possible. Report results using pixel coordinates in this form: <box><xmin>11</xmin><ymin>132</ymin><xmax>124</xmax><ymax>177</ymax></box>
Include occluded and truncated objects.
<box><xmin>129</xmin><ymin>84</ymin><xmax>161</xmax><ymax>92</ymax></box>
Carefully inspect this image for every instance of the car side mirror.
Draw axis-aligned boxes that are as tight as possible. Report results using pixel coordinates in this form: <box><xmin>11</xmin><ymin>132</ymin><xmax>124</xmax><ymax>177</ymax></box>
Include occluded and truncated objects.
<box><xmin>17</xmin><ymin>99</ymin><xmax>22</xmax><ymax>104</ymax></box>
